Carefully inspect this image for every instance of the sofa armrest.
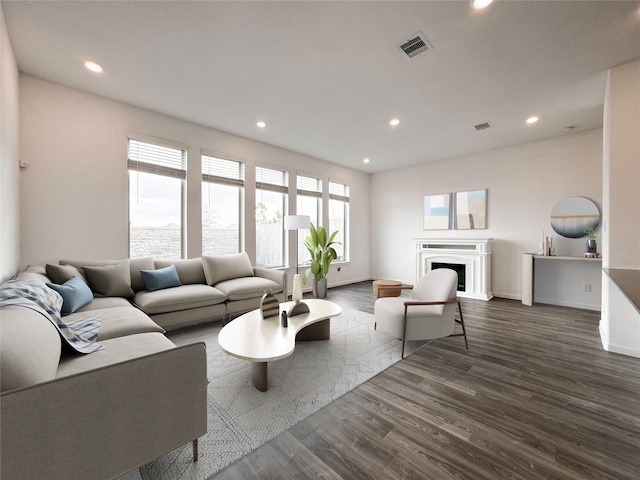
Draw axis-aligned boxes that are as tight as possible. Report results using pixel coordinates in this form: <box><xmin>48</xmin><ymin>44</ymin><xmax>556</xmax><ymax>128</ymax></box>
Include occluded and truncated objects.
<box><xmin>0</xmin><ymin>343</ymin><xmax>207</xmax><ymax>480</ymax></box>
<box><xmin>253</xmin><ymin>267</ymin><xmax>287</xmax><ymax>292</ymax></box>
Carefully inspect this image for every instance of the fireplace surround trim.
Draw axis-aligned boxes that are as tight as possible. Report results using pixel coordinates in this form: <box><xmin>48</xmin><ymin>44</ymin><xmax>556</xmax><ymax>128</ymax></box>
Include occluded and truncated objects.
<box><xmin>414</xmin><ymin>238</ymin><xmax>493</xmax><ymax>301</ymax></box>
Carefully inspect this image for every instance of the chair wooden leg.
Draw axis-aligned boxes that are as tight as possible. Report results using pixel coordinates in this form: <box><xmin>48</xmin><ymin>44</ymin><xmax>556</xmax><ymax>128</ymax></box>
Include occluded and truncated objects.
<box><xmin>401</xmin><ymin>306</ymin><xmax>408</xmax><ymax>358</ymax></box>
<box><xmin>457</xmin><ymin>302</ymin><xmax>469</xmax><ymax>349</ymax></box>
<box><xmin>193</xmin><ymin>439</ymin><xmax>198</xmax><ymax>462</ymax></box>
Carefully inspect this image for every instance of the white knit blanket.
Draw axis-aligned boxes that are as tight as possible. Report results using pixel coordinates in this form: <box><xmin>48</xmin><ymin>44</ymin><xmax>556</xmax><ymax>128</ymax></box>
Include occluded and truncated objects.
<box><xmin>0</xmin><ymin>279</ymin><xmax>103</xmax><ymax>354</ymax></box>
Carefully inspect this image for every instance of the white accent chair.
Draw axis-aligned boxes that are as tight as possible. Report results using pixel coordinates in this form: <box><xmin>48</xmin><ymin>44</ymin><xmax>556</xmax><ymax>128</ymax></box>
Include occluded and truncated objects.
<box><xmin>374</xmin><ymin>269</ymin><xmax>468</xmax><ymax>358</ymax></box>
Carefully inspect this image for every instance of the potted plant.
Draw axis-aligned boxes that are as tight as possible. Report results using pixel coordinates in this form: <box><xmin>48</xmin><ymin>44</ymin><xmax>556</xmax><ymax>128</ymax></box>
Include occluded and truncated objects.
<box><xmin>585</xmin><ymin>224</ymin><xmax>598</xmax><ymax>253</ymax></box>
<box><xmin>302</xmin><ymin>223</ymin><xmax>340</xmax><ymax>298</ymax></box>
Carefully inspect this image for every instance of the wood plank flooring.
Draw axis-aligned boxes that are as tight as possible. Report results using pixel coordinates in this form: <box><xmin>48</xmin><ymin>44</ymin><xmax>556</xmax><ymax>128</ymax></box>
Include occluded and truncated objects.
<box><xmin>211</xmin><ymin>282</ymin><xmax>640</xmax><ymax>480</ymax></box>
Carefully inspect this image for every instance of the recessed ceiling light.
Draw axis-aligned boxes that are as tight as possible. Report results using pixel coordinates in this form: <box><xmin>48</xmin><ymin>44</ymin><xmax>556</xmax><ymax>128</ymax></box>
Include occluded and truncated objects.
<box><xmin>472</xmin><ymin>0</ymin><xmax>494</xmax><ymax>10</ymax></box>
<box><xmin>256</xmin><ymin>121</ymin><xmax>266</xmax><ymax>128</ymax></box>
<box><xmin>363</xmin><ymin>158</ymin><xmax>370</xmax><ymax>164</ymax></box>
<box><xmin>526</xmin><ymin>116</ymin><xmax>539</xmax><ymax>124</ymax></box>
<box><xmin>83</xmin><ymin>60</ymin><xmax>104</xmax><ymax>73</ymax></box>
<box><xmin>390</xmin><ymin>118</ymin><xmax>400</xmax><ymax>126</ymax></box>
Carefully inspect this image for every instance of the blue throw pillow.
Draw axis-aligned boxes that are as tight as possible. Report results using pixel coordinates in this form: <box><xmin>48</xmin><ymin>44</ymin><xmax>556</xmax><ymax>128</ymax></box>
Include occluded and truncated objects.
<box><xmin>46</xmin><ymin>276</ymin><xmax>94</xmax><ymax>315</ymax></box>
<box><xmin>140</xmin><ymin>264</ymin><xmax>182</xmax><ymax>292</ymax></box>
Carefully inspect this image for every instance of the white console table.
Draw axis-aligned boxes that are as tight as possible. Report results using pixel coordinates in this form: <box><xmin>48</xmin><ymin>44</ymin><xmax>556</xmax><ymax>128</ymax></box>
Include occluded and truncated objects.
<box><xmin>522</xmin><ymin>254</ymin><xmax>602</xmax><ymax>306</ymax></box>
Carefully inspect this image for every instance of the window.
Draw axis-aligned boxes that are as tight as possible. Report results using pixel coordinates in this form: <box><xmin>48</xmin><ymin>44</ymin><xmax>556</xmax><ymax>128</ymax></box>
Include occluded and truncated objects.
<box><xmin>255</xmin><ymin>165</ymin><xmax>288</xmax><ymax>267</ymax></box>
<box><xmin>329</xmin><ymin>181</ymin><xmax>349</xmax><ymax>261</ymax></box>
<box><xmin>128</xmin><ymin>138</ymin><xmax>186</xmax><ymax>260</ymax></box>
<box><xmin>296</xmin><ymin>174</ymin><xmax>322</xmax><ymax>267</ymax></box>
<box><xmin>202</xmin><ymin>153</ymin><xmax>245</xmax><ymax>255</ymax></box>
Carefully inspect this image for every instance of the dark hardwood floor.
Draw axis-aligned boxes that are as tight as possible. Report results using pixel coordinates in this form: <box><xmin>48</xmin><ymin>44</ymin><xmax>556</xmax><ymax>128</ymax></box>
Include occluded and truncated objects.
<box><xmin>211</xmin><ymin>281</ymin><xmax>640</xmax><ymax>480</ymax></box>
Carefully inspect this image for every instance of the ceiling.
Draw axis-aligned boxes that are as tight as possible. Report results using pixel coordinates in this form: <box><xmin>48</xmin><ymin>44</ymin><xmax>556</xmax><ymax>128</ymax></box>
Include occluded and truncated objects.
<box><xmin>3</xmin><ymin>1</ymin><xmax>640</xmax><ymax>173</ymax></box>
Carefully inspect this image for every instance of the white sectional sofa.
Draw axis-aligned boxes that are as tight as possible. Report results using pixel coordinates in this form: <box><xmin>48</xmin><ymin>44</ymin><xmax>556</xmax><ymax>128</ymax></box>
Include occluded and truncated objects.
<box><xmin>0</xmin><ymin>252</ymin><xmax>287</xmax><ymax>480</ymax></box>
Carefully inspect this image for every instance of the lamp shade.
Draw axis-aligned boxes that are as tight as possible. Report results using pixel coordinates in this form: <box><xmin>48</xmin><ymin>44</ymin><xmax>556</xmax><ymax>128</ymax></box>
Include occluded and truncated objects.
<box><xmin>284</xmin><ymin>215</ymin><xmax>310</xmax><ymax>230</ymax></box>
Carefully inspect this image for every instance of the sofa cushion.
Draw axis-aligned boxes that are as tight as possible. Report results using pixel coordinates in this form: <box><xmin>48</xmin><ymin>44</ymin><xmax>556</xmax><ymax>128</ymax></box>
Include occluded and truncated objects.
<box><xmin>60</xmin><ymin>258</ymin><xmax>154</xmax><ymax>293</ymax></box>
<box><xmin>133</xmin><ymin>284</ymin><xmax>227</xmax><ymax>315</ymax></box>
<box><xmin>46</xmin><ymin>276</ymin><xmax>94</xmax><ymax>315</ymax></box>
<box><xmin>55</xmin><ymin>332</ymin><xmax>175</xmax><ymax>380</ymax></box>
<box><xmin>155</xmin><ymin>258</ymin><xmax>206</xmax><ymax>285</ymax></box>
<box><xmin>15</xmin><ymin>267</ymin><xmax>51</xmax><ymax>285</ymax></box>
<box><xmin>128</xmin><ymin>257</ymin><xmax>155</xmax><ymax>292</ymax></box>
<box><xmin>64</xmin><ymin>306</ymin><xmax>165</xmax><ymax>341</ymax></box>
<box><xmin>83</xmin><ymin>261</ymin><xmax>135</xmax><ymax>297</ymax></box>
<box><xmin>214</xmin><ymin>276</ymin><xmax>283</xmax><ymax>301</ymax></box>
<box><xmin>202</xmin><ymin>252</ymin><xmax>254</xmax><ymax>286</ymax></box>
<box><xmin>75</xmin><ymin>296</ymin><xmax>132</xmax><ymax>312</ymax></box>
<box><xmin>140</xmin><ymin>264</ymin><xmax>182</xmax><ymax>292</ymax></box>
<box><xmin>0</xmin><ymin>305</ymin><xmax>62</xmax><ymax>392</ymax></box>
<box><xmin>46</xmin><ymin>263</ymin><xmax>88</xmax><ymax>285</ymax></box>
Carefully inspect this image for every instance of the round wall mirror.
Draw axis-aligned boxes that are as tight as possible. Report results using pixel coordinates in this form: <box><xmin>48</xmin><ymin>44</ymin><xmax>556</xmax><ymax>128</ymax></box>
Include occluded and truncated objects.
<box><xmin>550</xmin><ymin>197</ymin><xmax>600</xmax><ymax>238</ymax></box>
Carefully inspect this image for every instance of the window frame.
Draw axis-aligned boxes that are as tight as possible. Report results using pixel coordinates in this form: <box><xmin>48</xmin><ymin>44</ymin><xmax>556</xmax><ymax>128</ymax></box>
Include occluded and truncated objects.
<box><xmin>255</xmin><ymin>164</ymin><xmax>289</xmax><ymax>268</ymax></box>
<box><xmin>328</xmin><ymin>180</ymin><xmax>350</xmax><ymax>262</ymax></box>
<box><xmin>127</xmin><ymin>135</ymin><xmax>187</xmax><ymax>260</ymax></box>
<box><xmin>295</xmin><ymin>172</ymin><xmax>323</xmax><ymax>268</ymax></box>
<box><xmin>201</xmin><ymin>151</ymin><xmax>245</xmax><ymax>255</ymax></box>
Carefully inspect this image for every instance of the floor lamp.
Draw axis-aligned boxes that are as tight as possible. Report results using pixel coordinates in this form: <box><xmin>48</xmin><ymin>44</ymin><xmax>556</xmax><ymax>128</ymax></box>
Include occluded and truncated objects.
<box><xmin>284</xmin><ymin>215</ymin><xmax>310</xmax><ymax>301</ymax></box>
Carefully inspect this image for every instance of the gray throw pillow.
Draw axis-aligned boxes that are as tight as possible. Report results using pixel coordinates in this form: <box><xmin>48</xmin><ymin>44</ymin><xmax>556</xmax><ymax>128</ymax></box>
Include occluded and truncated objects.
<box><xmin>83</xmin><ymin>261</ymin><xmax>134</xmax><ymax>297</ymax></box>
<box><xmin>155</xmin><ymin>258</ymin><xmax>206</xmax><ymax>285</ymax></box>
<box><xmin>46</xmin><ymin>263</ymin><xmax>88</xmax><ymax>285</ymax></box>
<box><xmin>202</xmin><ymin>252</ymin><xmax>254</xmax><ymax>286</ymax></box>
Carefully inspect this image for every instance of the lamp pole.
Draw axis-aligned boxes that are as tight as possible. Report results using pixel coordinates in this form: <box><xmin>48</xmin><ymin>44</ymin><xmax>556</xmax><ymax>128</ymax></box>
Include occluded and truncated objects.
<box><xmin>284</xmin><ymin>215</ymin><xmax>310</xmax><ymax>301</ymax></box>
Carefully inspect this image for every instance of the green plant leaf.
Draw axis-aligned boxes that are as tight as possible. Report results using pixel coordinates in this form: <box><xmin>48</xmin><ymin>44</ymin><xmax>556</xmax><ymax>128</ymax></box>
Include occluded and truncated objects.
<box><xmin>310</xmin><ymin>259</ymin><xmax>320</xmax><ymax>274</ymax></box>
<box><xmin>300</xmin><ymin>222</ymin><xmax>341</xmax><ymax>282</ymax></box>
<box><xmin>309</xmin><ymin>223</ymin><xmax>318</xmax><ymax>246</ymax></box>
<box><xmin>317</xmin><ymin>227</ymin><xmax>327</xmax><ymax>248</ymax></box>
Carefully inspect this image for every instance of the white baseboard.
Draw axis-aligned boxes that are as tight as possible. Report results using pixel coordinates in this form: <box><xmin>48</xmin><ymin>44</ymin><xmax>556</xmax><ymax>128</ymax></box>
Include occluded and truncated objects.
<box><xmin>535</xmin><ymin>296</ymin><xmax>601</xmax><ymax>311</ymax></box>
<box><xmin>288</xmin><ymin>276</ymin><xmax>373</xmax><ymax>296</ymax></box>
<box><xmin>600</xmin><ymin>320</ymin><xmax>640</xmax><ymax>358</ymax></box>
<box><xmin>491</xmin><ymin>292</ymin><xmax>521</xmax><ymax>300</ymax></box>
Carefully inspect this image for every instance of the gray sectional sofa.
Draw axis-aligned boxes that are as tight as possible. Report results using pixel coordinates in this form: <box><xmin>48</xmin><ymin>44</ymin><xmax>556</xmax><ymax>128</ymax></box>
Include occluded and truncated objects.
<box><xmin>53</xmin><ymin>252</ymin><xmax>287</xmax><ymax>329</ymax></box>
<box><xmin>0</xmin><ymin>252</ymin><xmax>287</xmax><ymax>480</ymax></box>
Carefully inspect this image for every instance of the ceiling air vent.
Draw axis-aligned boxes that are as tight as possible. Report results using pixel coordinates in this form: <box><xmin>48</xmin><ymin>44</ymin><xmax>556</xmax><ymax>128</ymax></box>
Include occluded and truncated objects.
<box><xmin>474</xmin><ymin>122</ymin><xmax>493</xmax><ymax>131</ymax></box>
<box><xmin>398</xmin><ymin>32</ymin><xmax>433</xmax><ymax>59</ymax></box>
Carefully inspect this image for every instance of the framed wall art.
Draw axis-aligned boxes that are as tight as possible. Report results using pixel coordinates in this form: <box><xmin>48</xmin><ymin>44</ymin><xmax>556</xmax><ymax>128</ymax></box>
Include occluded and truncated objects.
<box><xmin>423</xmin><ymin>193</ymin><xmax>451</xmax><ymax>230</ymax></box>
<box><xmin>454</xmin><ymin>189</ymin><xmax>487</xmax><ymax>229</ymax></box>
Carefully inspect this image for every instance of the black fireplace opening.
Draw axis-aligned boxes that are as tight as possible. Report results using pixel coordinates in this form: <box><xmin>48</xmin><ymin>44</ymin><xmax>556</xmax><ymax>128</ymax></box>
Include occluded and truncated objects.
<box><xmin>431</xmin><ymin>262</ymin><xmax>466</xmax><ymax>292</ymax></box>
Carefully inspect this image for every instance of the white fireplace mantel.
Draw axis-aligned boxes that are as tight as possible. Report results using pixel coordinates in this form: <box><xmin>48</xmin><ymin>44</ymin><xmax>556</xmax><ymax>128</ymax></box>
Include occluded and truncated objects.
<box><xmin>414</xmin><ymin>238</ymin><xmax>493</xmax><ymax>301</ymax></box>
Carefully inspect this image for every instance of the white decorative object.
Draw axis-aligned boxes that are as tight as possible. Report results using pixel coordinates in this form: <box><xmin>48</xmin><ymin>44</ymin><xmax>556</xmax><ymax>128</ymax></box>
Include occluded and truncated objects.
<box><xmin>414</xmin><ymin>238</ymin><xmax>493</xmax><ymax>301</ymax></box>
<box><xmin>292</xmin><ymin>273</ymin><xmax>303</xmax><ymax>302</ymax></box>
<box><xmin>218</xmin><ymin>299</ymin><xmax>342</xmax><ymax>391</ymax></box>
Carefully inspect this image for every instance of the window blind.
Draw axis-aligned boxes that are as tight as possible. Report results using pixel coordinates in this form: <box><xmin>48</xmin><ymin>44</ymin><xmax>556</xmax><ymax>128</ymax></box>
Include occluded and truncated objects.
<box><xmin>256</xmin><ymin>166</ymin><xmax>289</xmax><ymax>194</ymax></box>
<box><xmin>202</xmin><ymin>155</ymin><xmax>245</xmax><ymax>187</ymax></box>
<box><xmin>297</xmin><ymin>174</ymin><xmax>322</xmax><ymax>198</ymax></box>
<box><xmin>329</xmin><ymin>181</ymin><xmax>350</xmax><ymax>202</ymax></box>
<box><xmin>127</xmin><ymin>138</ymin><xmax>186</xmax><ymax>179</ymax></box>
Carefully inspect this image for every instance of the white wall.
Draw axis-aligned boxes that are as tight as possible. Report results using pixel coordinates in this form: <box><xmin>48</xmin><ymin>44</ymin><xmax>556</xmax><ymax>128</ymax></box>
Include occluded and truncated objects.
<box><xmin>603</xmin><ymin>60</ymin><xmax>640</xmax><ymax>270</ymax></box>
<box><xmin>0</xmin><ymin>7</ymin><xmax>20</xmax><ymax>282</ymax></box>
<box><xmin>600</xmin><ymin>59</ymin><xmax>640</xmax><ymax>358</ymax></box>
<box><xmin>19</xmin><ymin>75</ymin><xmax>370</xmax><ymax>289</ymax></box>
<box><xmin>370</xmin><ymin>129</ymin><xmax>603</xmax><ymax>303</ymax></box>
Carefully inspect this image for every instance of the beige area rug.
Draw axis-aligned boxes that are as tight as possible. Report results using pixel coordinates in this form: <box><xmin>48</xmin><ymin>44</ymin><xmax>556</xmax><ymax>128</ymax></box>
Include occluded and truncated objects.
<box><xmin>140</xmin><ymin>307</ymin><xmax>424</xmax><ymax>480</ymax></box>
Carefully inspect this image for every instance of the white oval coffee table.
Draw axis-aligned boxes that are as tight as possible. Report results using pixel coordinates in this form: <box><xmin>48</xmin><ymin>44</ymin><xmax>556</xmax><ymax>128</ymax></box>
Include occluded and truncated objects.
<box><xmin>217</xmin><ymin>299</ymin><xmax>342</xmax><ymax>391</ymax></box>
